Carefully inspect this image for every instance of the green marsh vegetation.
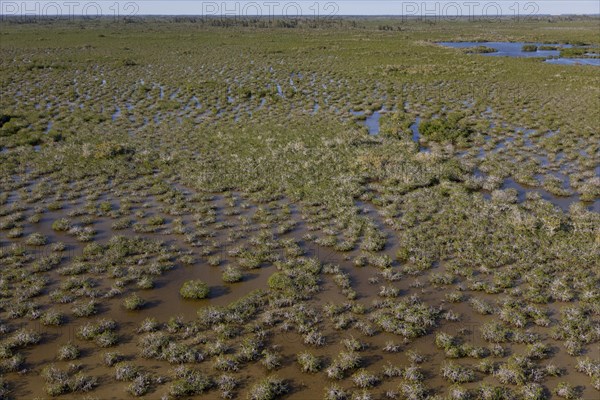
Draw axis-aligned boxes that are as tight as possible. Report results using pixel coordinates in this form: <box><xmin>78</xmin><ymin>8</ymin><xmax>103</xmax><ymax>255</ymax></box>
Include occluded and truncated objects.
<box><xmin>0</xmin><ymin>15</ymin><xmax>598</xmax><ymax>399</ymax></box>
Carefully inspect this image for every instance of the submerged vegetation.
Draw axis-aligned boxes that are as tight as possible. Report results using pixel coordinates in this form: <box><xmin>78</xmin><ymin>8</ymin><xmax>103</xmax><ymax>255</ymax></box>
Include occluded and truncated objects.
<box><xmin>0</xmin><ymin>15</ymin><xmax>598</xmax><ymax>400</ymax></box>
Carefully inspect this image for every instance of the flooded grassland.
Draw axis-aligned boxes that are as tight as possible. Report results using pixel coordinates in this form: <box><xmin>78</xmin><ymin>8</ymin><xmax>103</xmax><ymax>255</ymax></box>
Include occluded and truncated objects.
<box><xmin>1</xmin><ymin>17</ymin><xmax>599</xmax><ymax>400</ymax></box>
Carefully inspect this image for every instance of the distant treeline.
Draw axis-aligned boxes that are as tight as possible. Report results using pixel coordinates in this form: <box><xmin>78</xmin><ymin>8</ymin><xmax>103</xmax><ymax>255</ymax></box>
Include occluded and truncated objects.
<box><xmin>2</xmin><ymin>15</ymin><xmax>599</xmax><ymax>30</ymax></box>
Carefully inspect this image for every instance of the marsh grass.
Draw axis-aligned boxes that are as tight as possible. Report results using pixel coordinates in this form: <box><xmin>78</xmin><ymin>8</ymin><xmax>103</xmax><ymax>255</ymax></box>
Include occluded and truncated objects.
<box><xmin>0</xmin><ymin>16</ymin><xmax>599</xmax><ymax>400</ymax></box>
<box><xmin>180</xmin><ymin>280</ymin><xmax>210</xmax><ymax>299</ymax></box>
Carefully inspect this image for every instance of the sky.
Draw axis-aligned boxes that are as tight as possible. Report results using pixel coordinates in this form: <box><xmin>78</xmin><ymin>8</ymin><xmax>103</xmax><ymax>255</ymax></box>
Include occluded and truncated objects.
<box><xmin>1</xmin><ymin>1</ymin><xmax>599</xmax><ymax>17</ymax></box>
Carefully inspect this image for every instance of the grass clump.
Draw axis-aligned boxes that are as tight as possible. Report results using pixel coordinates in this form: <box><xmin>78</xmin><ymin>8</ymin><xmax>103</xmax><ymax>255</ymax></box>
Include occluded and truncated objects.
<box><xmin>441</xmin><ymin>362</ymin><xmax>476</xmax><ymax>383</ymax></box>
<box><xmin>123</xmin><ymin>293</ymin><xmax>146</xmax><ymax>310</ymax></box>
<box><xmin>296</xmin><ymin>351</ymin><xmax>321</xmax><ymax>373</ymax></box>
<box><xmin>222</xmin><ymin>266</ymin><xmax>243</xmax><ymax>283</ymax></box>
<box><xmin>522</xmin><ymin>44</ymin><xmax>538</xmax><ymax>52</ymax></box>
<box><xmin>26</xmin><ymin>232</ymin><xmax>48</xmax><ymax>246</ymax></box>
<box><xmin>180</xmin><ymin>280</ymin><xmax>210</xmax><ymax>299</ymax></box>
<box><xmin>51</xmin><ymin>218</ymin><xmax>72</xmax><ymax>231</ymax></box>
<box><xmin>57</xmin><ymin>342</ymin><xmax>80</xmax><ymax>361</ymax></box>
<box><xmin>168</xmin><ymin>366</ymin><xmax>213</xmax><ymax>397</ymax></box>
<box><xmin>464</xmin><ymin>45</ymin><xmax>497</xmax><ymax>54</ymax></box>
<box><xmin>248</xmin><ymin>376</ymin><xmax>288</xmax><ymax>400</ymax></box>
<box><xmin>41</xmin><ymin>364</ymin><xmax>97</xmax><ymax>396</ymax></box>
<box><xmin>41</xmin><ymin>310</ymin><xmax>66</xmax><ymax>326</ymax></box>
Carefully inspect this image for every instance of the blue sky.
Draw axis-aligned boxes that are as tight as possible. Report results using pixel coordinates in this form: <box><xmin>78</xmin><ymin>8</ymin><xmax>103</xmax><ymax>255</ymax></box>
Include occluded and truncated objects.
<box><xmin>2</xmin><ymin>1</ymin><xmax>599</xmax><ymax>17</ymax></box>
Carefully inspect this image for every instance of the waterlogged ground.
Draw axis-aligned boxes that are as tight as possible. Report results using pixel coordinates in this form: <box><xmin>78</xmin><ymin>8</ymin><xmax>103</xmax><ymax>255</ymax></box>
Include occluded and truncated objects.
<box><xmin>0</xmin><ymin>17</ymin><xmax>599</xmax><ymax>400</ymax></box>
<box><xmin>438</xmin><ymin>41</ymin><xmax>600</xmax><ymax>66</ymax></box>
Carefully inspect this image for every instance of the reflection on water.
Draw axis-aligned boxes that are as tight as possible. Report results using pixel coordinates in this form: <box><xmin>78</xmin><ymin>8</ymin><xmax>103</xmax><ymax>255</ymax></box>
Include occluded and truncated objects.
<box><xmin>410</xmin><ymin>117</ymin><xmax>431</xmax><ymax>153</ymax></box>
<box><xmin>500</xmin><ymin>178</ymin><xmax>598</xmax><ymax>213</ymax></box>
<box><xmin>438</xmin><ymin>41</ymin><xmax>566</xmax><ymax>57</ymax></box>
<box><xmin>545</xmin><ymin>58</ymin><xmax>600</xmax><ymax>66</ymax></box>
<box><xmin>411</xmin><ymin>117</ymin><xmax>421</xmax><ymax>142</ymax></box>
<box><xmin>111</xmin><ymin>106</ymin><xmax>121</xmax><ymax>121</ymax></box>
<box><xmin>438</xmin><ymin>42</ymin><xmax>599</xmax><ymax>66</ymax></box>
<box><xmin>364</xmin><ymin>110</ymin><xmax>382</xmax><ymax>135</ymax></box>
<box><xmin>351</xmin><ymin>109</ymin><xmax>382</xmax><ymax>135</ymax></box>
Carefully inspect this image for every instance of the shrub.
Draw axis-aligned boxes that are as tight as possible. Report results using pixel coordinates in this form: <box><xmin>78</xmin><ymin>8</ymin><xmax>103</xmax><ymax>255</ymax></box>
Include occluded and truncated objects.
<box><xmin>115</xmin><ymin>362</ymin><xmax>140</xmax><ymax>381</ymax></box>
<box><xmin>26</xmin><ymin>232</ymin><xmax>48</xmax><ymax>246</ymax></box>
<box><xmin>137</xmin><ymin>276</ymin><xmax>154</xmax><ymax>289</ymax></box>
<box><xmin>303</xmin><ymin>330</ymin><xmax>326</xmax><ymax>347</ymax></box>
<box><xmin>420</xmin><ymin>112</ymin><xmax>472</xmax><ymax>143</ymax></box>
<box><xmin>180</xmin><ymin>280</ymin><xmax>210</xmax><ymax>299</ymax></box>
<box><xmin>222</xmin><ymin>266</ymin><xmax>243</xmax><ymax>283</ymax></box>
<box><xmin>168</xmin><ymin>366</ymin><xmax>213</xmax><ymax>397</ymax></box>
<box><xmin>248</xmin><ymin>376</ymin><xmax>288</xmax><ymax>400</ymax></box>
<box><xmin>441</xmin><ymin>362</ymin><xmax>476</xmax><ymax>383</ymax></box>
<box><xmin>213</xmin><ymin>355</ymin><xmax>239</xmax><ymax>372</ymax></box>
<box><xmin>57</xmin><ymin>343</ymin><xmax>80</xmax><ymax>361</ymax></box>
<box><xmin>477</xmin><ymin>384</ymin><xmax>514</xmax><ymax>400</ymax></box>
<box><xmin>41</xmin><ymin>364</ymin><xmax>97</xmax><ymax>396</ymax></box>
<box><xmin>102</xmin><ymin>351</ymin><xmax>123</xmax><ymax>366</ymax></box>
<box><xmin>324</xmin><ymin>385</ymin><xmax>348</xmax><ymax>400</ymax></box>
<box><xmin>208</xmin><ymin>255</ymin><xmax>222</xmax><ymax>266</ymax></box>
<box><xmin>138</xmin><ymin>317</ymin><xmax>160</xmax><ymax>333</ymax></box>
<box><xmin>521</xmin><ymin>383</ymin><xmax>546</xmax><ymax>400</ymax></box>
<box><xmin>1</xmin><ymin>353</ymin><xmax>24</xmax><ymax>372</ymax></box>
<box><xmin>128</xmin><ymin>373</ymin><xmax>152</xmax><ymax>396</ymax></box>
<box><xmin>351</xmin><ymin>369</ymin><xmax>379</xmax><ymax>388</ymax></box>
<box><xmin>554</xmin><ymin>382</ymin><xmax>579</xmax><ymax>399</ymax></box>
<box><xmin>96</xmin><ymin>331</ymin><xmax>119</xmax><ymax>347</ymax></box>
<box><xmin>123</xmin><ymin>293</ymin><xmax>146</xmax><ymax>310</ymax></box>
<box><xmin>383</xmin><ymin>341</ymin><xmax>401</xmax><ymax>353</ymax></box>
<box><xmin>267</xmin><ymin>272</ymin><xmax>292</xmax><ymax>291</ymax></box>
<box><xmin>297</xmin><ymin>351</ymin><xmax>321</xmax><ymax>373</ymax></box>
<box><xmin>261</xmin><ymin>350</ymin><xmax>281</xmax><ymax>371</ymax></box>
<box><xmin>147</xmin><ymin>215</ymin><xmax>165</xmax><ymax>226</ymax></box>
<box><xmin>41</xmin><ymin>310</ymin><xmax>65</xmax><ymax>326</ymax></box>
<box><xmin>399</xmin><ymin>382</ymin><xmax>427</xmax><ymax>400</ymax></box>
<box><xmin>72</xmin><ymin>300</ymin><xmax>98</xmax><ymax>317</ymax></box>
<box><xmin>217</xmin><ymin>374</ymin><xmax>238</xmax><ymax>399</ymax></box>
<box><xmin>51</xmin><ymin>218</ymin><xmax>71</xmax><ymax>231</ymax></box>
<box><xmin>465</xmin><ymin>45</ymin><xmax>497</xmax><ymax>53</ymax></box>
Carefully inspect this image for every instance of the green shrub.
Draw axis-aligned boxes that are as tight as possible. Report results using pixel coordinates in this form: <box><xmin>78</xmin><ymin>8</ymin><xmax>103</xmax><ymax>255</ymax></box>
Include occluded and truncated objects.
<box><xmin>420</xmin><ymin>112</ymin><xmax>472</xmax><ymax>143</ymax></box>
<box><xmin>57</xmin><ymin>343</ymin><xmax>80</xmax><ymax>361</ymax></box>
<box><xmin>41</xmin><ymin>310</ymin><xmax>65</xmax><ymax>326</ymax></box>
<box><xmin>123</xmin><ymin>294</ymin><xmax>146</xmax><ymax>310</ymax></box>
<box><xmin>222</xmin><ymin>266</ymin><xmax>243</xmax><ymax>283</ymax></box>
<box><xmin>180</xmin><ymin>280</ymin><xmax>210</xmax><ymax>299</ymax></box>
<box><xmin>297</xmin><ymin>351</ymin><xmax>321</xmax><ymax>373</ymax></box>
<box><xmin>51</xmin><ymin>218</ymin><xmax>71</xmax><ymax>231</ymax></box>
<box><xmin>267</xmin><ymin>272</ymin><xmax>292</xmax><ymax>291</ymax></box>
<box><xmin>465</xmin><ymin>46</ymin><xmax>497</xmax><ymax>54</ymax></box>
<box><xmin>248</xmin><ymin>376</ymin><xmax>288</xmax><ymax>400</ymax></box>
<box><xmin>26</xmin><ymin>232</ymin><xmax>48</xmax><ymax>246</ymax></box>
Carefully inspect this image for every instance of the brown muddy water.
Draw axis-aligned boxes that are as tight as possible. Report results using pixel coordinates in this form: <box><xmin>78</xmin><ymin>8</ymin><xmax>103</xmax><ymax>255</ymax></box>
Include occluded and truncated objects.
<box><xmin>1</xmin><ymin>180</ymin><xmax>597</xmax><ymax>399</ymax></box>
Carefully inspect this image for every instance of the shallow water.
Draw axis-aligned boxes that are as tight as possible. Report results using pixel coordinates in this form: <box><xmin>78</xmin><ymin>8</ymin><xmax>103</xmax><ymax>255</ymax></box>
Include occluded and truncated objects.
<box><xmin>438</xmin><ymin>41</ymin><xmax>565</xmax><ymax>57</ymax></box>
<box><xmin>410</xmin><ymin>117</ymin><xmax>421</xmax><ymax>142</ymax></box>
<box><xmin>111</xmin><ymin>106</ymin><xmax>121</xmax><ymax>121</ymax></box>
<box><xmin>312</xmin><ymin>102</ymin><xmax>319</xmax><ymax>115</ymax></box>
<box><xmin>545</xmin><ymin>58</ymin><xmax>600</xmax><ymax>66</ymax></box>
<box><xmin>410</xmin><ymin>117</ymin><xmax>430</xmax><ymax>153</ymax></box>
<box><xmin>351</xmin><ymin>109</ymin><xmax>383</xmax><ymax>135</ymax></box>
<box><xmin>501</xmin><ymin>177</ymin><xmax>599</xmax><ymax>212</ymax></box>
<box><xmin>1</xmin><ymin>179</ymin><xmax>598</xmax><ymax>399</ymax></box>
<box><xmin>364</xmin><ymin>110</ymin><xmax>382</xmax><ymax>135</ymax></box>
<box><xmin>439</xmin><ymin>42</ymin><xmax>599</xmax><ymax>66</ymax></box>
